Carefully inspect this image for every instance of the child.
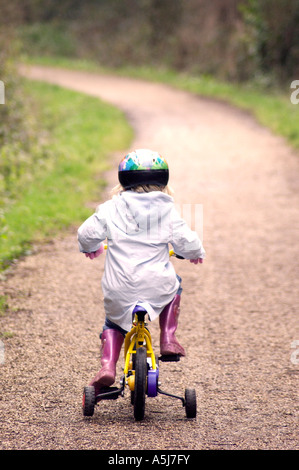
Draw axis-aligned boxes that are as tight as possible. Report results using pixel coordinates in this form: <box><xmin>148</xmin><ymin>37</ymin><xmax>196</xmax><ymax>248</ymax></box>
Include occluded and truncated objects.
<box><xmin>78</xmin><ymin>149</ymin><xmax>205</xmax><ymax>396</ymax></box>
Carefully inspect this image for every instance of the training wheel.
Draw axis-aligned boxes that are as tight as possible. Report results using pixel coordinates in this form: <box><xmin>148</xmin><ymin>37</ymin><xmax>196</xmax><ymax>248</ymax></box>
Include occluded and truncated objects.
<box><xmin>83</xmin><ymin>386</ymin><xmax>95</xmax><ymax>417</ymax></box>
<box><xmin>185</xmin><ymin>388</ymin><xmax>196</xmax><ymax>418</ymax></box>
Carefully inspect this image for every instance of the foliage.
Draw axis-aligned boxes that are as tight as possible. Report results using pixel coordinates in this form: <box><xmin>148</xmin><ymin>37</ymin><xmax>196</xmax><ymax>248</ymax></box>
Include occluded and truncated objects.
<box><xmin>17</xmin><ymin>22</ymin><xmax>77</xmax><ymax>58</ymax></box>
<box><xmin>0</xmin><ymin>0</ymin><xmax>299</xmax><ymax>82</ymax></box>
<box><xmin>8</xmin><ymin>0</ymin><xmax>298</xmax><ymax>84</ymax></box>
<box><xmin>239</xmin><ymin>0</ymin><xmax>299</xmax><ymax>83</ymax></box>
<box><xmin>0</xmin><ymin>31</ymin><xmax>46</xmax><ymax>207</ymax></box>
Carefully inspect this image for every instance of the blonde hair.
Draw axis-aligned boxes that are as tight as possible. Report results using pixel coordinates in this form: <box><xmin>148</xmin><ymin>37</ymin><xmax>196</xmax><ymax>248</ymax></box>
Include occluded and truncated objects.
<box><xmin>111</xmin><ymin>183</ymin><xmax>174</xmax><ymax>196</ymax></box>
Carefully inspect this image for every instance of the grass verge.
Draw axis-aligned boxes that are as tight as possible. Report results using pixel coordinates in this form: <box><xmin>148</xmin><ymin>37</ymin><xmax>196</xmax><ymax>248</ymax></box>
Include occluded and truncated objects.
<box><xmin>0</xmin><ymin>79</ymin><xmax>133</xmax><ymax>270</ymax></box>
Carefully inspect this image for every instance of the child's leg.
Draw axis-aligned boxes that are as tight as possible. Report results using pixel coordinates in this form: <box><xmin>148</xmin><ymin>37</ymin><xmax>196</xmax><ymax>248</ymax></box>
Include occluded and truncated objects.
<box><xmin>89</xmin><ymin>319</ymin><xmax>126</xmax><ymax>395</ymax></box>
<box><xmin>159</xmin><ymin>276</ymin><xmax>185</xmax><ymax>356</ymax></box>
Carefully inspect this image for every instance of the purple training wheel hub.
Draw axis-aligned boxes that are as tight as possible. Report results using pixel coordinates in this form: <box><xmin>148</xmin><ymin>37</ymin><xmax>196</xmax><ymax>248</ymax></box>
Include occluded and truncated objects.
<box><xmin>147</xmin><ymin>368</ymin><xmax>159</xmax><ymax>397</ymax></box>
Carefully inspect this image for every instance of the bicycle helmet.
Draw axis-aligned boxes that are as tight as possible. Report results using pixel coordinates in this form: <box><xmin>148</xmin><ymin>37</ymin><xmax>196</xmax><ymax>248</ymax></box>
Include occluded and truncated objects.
<box><xmin>118</xmin><ymin>149</ymin><xmax>169</xmax><ymax>189</ymax></box>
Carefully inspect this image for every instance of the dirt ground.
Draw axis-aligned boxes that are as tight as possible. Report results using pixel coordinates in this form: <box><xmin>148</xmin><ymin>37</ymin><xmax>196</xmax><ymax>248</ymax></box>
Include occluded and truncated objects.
<box><xmin>0</xmin><ymin>65</ymin><xmax>298</xmax><ymax>450</ymax></box>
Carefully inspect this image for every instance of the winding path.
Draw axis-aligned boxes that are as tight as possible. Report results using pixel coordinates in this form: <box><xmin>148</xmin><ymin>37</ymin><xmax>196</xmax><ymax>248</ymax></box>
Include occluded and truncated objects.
<box><xmin>0</xmin><ymin>65</ymin><xmax>298</xmax><ymax>450</ymax></box>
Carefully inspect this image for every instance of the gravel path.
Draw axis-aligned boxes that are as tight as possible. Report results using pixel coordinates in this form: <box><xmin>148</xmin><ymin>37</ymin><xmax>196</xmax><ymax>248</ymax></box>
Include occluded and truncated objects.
<box><xmin>0</xmin><ymin>66</ymin><xmax>298</xmax><ymax>450</ymax></box>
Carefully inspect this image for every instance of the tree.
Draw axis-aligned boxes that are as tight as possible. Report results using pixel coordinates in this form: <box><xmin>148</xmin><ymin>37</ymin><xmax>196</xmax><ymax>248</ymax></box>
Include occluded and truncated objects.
<box><xmin>240</xmin><ymin>0</ymin><xmax>299</xmax><ymax>82</ymax></box>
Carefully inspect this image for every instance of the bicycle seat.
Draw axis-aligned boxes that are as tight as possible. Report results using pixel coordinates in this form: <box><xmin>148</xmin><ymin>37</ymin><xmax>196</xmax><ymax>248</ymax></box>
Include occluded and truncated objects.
<box><xmin>133</xmin><ymin>305</ymin><xmax>148</xmax><ymax>314</ymax></box>
<box><xmin>133</xmin><ymin>305</ymin><xmax>147</xmax><ymax>322</ymax></box>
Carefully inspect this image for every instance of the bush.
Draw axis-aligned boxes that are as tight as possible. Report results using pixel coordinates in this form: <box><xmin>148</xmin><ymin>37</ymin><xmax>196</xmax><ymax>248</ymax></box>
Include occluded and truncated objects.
<box><xmin>240</xmin><ymin>0</ymin><xmax>299</xmax><ymax>83</ymax></box>
<box><xmin>0</xmin><ymin>31</ymin><xmax>49</xmax><ymax>208</ymax></box>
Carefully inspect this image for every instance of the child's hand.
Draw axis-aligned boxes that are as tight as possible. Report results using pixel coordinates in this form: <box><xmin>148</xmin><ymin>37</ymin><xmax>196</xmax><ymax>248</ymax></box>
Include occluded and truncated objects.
<box><xmin>190</xmin><ymin>258</ymin><xmax>203</xmax><ymax>264</ymax></box>
<box><xmin>84</xmin><ymin>243</ymin><xmax>105</xmax><ymax>260</ymax></box>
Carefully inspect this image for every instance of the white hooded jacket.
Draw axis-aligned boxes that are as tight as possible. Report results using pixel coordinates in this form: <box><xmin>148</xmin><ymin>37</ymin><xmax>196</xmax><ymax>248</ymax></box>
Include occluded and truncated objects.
<box><xmin>78</xmin><ymin>190</ymin><xmax>205</xmax><ymax>332</ymax></box>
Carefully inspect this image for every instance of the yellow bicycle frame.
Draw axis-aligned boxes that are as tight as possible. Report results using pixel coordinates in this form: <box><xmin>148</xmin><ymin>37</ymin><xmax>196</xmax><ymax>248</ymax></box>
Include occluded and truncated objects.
<box><xmin>123</xmin><ymin>314</ymin><xmax>157</xmax><ymax>390</ymax></box>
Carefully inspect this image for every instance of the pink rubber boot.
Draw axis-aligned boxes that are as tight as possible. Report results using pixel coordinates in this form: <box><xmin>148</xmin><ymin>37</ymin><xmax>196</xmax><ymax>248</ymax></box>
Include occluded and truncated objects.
<box><xmin>89</xmin><ymin>329</ymin><xmax>124</xmax><ymax>396</ymax></box>
<box><xmin>159</xmin><ymin>294</ymin><xmax>185</xmax><ymax>357</ymax></box>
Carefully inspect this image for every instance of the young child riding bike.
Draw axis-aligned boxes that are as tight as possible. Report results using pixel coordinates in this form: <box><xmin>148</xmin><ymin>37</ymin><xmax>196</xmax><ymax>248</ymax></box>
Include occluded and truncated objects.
<box><xmin>78</xmin><ymin>149</ymin><xmax>205</xmax><ymax>397</ymax></box>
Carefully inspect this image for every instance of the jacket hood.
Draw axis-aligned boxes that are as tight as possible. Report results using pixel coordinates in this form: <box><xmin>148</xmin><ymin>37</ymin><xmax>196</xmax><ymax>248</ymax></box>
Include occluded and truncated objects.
<box><xmin>111</xmin><ymin>190</ymin><xmax>174</xmax><ymax>237</ymax></box>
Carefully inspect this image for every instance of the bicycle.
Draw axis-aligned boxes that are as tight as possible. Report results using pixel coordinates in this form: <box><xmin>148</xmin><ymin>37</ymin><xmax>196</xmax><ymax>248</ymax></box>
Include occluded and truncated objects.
<box><xmin>82</xmin><ymin>250</ymin><xmax>197</xmax><ymax>421</ymax></box>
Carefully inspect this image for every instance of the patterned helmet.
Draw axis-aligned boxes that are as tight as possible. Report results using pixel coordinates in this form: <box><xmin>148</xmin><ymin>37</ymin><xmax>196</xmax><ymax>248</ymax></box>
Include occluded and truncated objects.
<box><xmin>118</xmin><ymin>149</ymin><xmax>169</xmax><ymax>189</ymax></box>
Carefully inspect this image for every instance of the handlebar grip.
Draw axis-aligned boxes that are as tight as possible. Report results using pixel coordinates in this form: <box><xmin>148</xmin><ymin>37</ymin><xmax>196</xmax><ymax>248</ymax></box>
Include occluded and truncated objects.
<box><xmin>169</xmin><ymin>249</ymin><xmax>185</xmax><ymax>259</ymax></box>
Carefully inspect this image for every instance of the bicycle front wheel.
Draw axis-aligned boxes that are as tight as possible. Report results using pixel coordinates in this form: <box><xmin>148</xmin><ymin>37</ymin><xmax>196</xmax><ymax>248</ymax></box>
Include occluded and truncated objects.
<box><xmin>134</xmin><ymin>346</ymin><xmax>147</xmax><ymax>421</ymax></box>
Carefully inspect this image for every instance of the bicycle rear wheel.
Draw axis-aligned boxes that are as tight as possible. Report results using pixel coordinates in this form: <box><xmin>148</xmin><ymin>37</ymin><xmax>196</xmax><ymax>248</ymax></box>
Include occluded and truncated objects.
<box><xmin>134</xmin><ymin>346</ymin><xmax>147</xmax><ymax>421</ymax></box>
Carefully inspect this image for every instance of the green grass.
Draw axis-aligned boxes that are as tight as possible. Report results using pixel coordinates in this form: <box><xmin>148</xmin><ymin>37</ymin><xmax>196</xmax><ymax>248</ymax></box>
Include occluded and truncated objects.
<box><xmin>23</xmin><ymin>56</ymin><xmax>299</xmax><ymax>151</ymax></box>
<box><xmin>0</xmin><ymin>79</ymin><xmax>133</xmax><ymax>270</ymax></box>
<box><xmin>0</xmin><ymin>295</ymin><xmax>8</xmax><ymax>316</ymax></box>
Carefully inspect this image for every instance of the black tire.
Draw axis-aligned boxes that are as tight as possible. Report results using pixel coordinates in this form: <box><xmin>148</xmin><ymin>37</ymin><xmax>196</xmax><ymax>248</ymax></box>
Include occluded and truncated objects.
<box><xmin>130</xmin><ymin>351</ymin><xmax>136</xmax><ymax>405</ymax></box>
<box><xmin>134</xmin><ymin>346</ymin><xmax>147</xmax><ymax>421</ymax></box>
<box><xmin>83</xmin><ymin>386</ymin><xmax>95</xmax><ymax>417</ymax></box>
<box><xmin>185</xmin><ymin>388</ymin><xmax>196</xmax><ymax>418</ymax></box>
